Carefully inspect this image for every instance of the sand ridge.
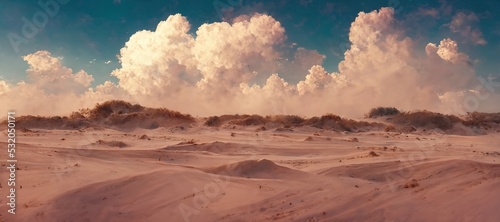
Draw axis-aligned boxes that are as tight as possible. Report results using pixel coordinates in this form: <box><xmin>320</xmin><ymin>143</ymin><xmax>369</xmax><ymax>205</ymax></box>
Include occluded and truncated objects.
<box><xmin>0</xmin><ymin>104</ymin><xmax>499</xmax><ymax>221</ymax></box>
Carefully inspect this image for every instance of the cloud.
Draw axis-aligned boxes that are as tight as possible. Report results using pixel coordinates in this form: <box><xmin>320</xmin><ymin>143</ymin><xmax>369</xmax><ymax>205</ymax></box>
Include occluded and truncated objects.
<box><xmin>448</xmin><ymin>12</ymin><xmax>487</xmax><ymax>45</ymax></box>
<box><xmin>0</xmin><ymin>51</ymin><xmax>101</xmax><ymax>116</ymax></box>
<box><xmin>23</xmin><ymin>51</ymin><xmax>94</xmax><ymax>94</ymax></box>
<box><xmin>426</xmin><ymin>38</ymin><xmax>470</xmax><ymax>64</ymax></box>
<box><xmin>283</xmin><ymin>48</ymin><xmax>326</xmax><ymax>83</ymax></box>
<box><xmin>111</xmin><ymin>14</ymin><xmax>196</xmax><ymax>97</ymax></box>
<box><xmin>417</xmin><ymin>8</ymin><xmax>439</xmax><ymax>18</ymax></box>
<box><xmin>193</xmin><ymin>13</ymin><xmax>286</xmax><ymax>93</ymax></box>
<box><xmin>1</xmin><ymin>9</ymin><xmax>498</xmax><ymax>118</ymax></box>
<box><xmin>0</xmin><ymin>80</ymin><xmax>10</xmax><ymax>95</ymax></box>
<box><xmin>297</xmin><ymin>65</ymin><xmax>333</xmax><ymax>95</ymax></box>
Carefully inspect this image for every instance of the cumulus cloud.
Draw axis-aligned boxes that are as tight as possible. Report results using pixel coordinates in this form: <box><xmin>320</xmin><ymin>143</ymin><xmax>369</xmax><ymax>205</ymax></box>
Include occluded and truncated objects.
<box><xmin>448</xmin><ymin>12</ymin><xmax>487</xmax><ymax>45</ymax></box>
<box><xmin>0</xmin><ymin>80</ymin><xmax>10</xmax><ymax>95</ymax></box>
<box><xmin>23</xmin><ymin>51</ymin><xmax>94</xmax><ymax>94</ymax></box>
<box><xmin>426</xmin><ymin>38</ymin><xmax>470</xmax><ymax>64</ymax></box>
<box><xmin>193</xmin><ymin>13</ymin><xmax>285</xmax><ymax>93</ymax></box>
<box><xmin>0</xmin><ymin>51</ymin><xmax>108</xmax><ymax>116</ymax></box>
<box><xmin>297</xmin><ymin>65</ymin><xmax>333</xmax><ymax>95</ymax></box>
<box><xmin>111</xmin><ymin>14</ymin><xmax>196</xmax><ymax>97</ymax></box>
<box><xmin>283</xmin><ymin>48</ymin><xmax>326</xmax><ymax>84</ymax></box>
<box><xmin>1</xmin><ymin>9</ymin><xmax>498</xmax><ymax>118</ymax></box>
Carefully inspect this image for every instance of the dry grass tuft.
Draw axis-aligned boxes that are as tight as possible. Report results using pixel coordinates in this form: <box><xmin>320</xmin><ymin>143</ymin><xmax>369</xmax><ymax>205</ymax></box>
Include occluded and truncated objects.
<box><xmin>462</xmin><ymin>112</ymin><xmax>500</xmax><ymax>129</ymax></box>
<box><xmin>205</xmin><ymin>116</ymin><xmax>222</xmax><ymax>127</ymax></box>
<box><xmin>12</xmin><ymin>100</ymin><xmax>194</xmax><ymax>130</ymax></box>
<box><xmin>389</xmin><ymin>110</ymin><xmax>462</xmax><ymax>131</ymax></box>
<box><xmin>367</xmin><ymin>107</ymin><xmax>400</xmax><ymax>118</ymax></box>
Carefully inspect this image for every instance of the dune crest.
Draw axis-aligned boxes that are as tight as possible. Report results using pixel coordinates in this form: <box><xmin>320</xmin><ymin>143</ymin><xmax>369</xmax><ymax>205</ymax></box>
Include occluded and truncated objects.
<box><xmin>205</xmin><ymin>159</ymin><xmax>310</xmax><ymax>179</ymax></box>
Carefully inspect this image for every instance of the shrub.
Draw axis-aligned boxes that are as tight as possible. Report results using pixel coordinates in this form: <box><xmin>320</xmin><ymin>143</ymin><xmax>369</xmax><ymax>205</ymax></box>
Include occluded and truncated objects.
<box><xmin>270</xmin><ymin>115</ymin><xmax>306</xmax><ymax>126</ymax></box>
<box><xmin>389</xmin><ymin>111</ymin><xmax>461</xmax><ymax>131</ymax></box>
<box><xmin>88</xmin><ymin>100</ymin><xmax>144</xmax><ymax>120</ymax></box>
<box><xmin>231</xmin><ymin>115</ymin><xmax>267</xmax><ymax>126</ymax></box>
<box><xmin>367</xmin><ymin>107</ymin><xmax>400</xmax><ymax>118</ymax></box>
<box><xmin>463</xmin><ymin>112</ymin><xmax>500</xmax><ymax>127</ymax></box>
<box><xmin>12</xmin><ymin>100</ymin><xmax>194</xmax><ymax>130</ymax></box>
<box><xmin>205</xmin><ymin>116</ymin><xmax>222</xmax><ymax>127</ymax></box>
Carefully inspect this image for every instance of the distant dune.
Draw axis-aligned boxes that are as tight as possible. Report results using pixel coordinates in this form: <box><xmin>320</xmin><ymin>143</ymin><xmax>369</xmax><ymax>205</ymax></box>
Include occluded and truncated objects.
<box><xmin>2</xmin><ymin>100</ymin><xmax>500</xmax><ymax>135</ymax></box>
<box><xmin>1</xmin><ymin>100</ymin><xmax>500</xmax><ymax>222</ymax></box>
<box><xmin>205</xmin><ymin>159</ymin><xmax>311</xmax><ymax>179</ymax></box>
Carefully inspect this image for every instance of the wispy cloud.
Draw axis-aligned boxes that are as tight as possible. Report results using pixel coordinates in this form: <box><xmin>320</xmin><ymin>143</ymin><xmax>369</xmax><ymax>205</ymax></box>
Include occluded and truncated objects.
<box><xmin>448</xmin><ymin>12</ymin><xmax>487</xmax><ymax>45</ymax></box>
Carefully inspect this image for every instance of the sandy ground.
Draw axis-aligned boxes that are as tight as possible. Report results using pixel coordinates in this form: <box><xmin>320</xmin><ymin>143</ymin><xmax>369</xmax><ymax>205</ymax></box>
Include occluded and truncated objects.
<box><xmin>0</xmin><ymin>124</ymin><xmax>499</xmax><ymax>222</ymax></box>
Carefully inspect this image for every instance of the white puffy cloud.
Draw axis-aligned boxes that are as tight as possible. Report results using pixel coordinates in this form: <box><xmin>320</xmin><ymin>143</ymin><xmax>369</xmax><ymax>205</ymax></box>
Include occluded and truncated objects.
<box><xmin>1</xmin><ymin>9</ymin><xmax>498</xmax><ymax>118</ymax></box>
<box><xmin>282</xmin><ymin>48</ymin><xmax>326</xmax><ymax>84</ymax></box>
<box><xmin>112</xmin><ymin>14</ymin><xmax>196</xmax><ymax>97</ymax></box>
<box><xmin>297</xmin><ymin>65</ymin><xmax>333</xmax><ymax>95</ymax></box>
<box><xmin>193</xmin><ymin>13</ymin><xmax>285</xmax><ymax>93</ymax></box>
<box><xmin>0</xmin><ymin>80</ymin><xmax>10</xmax><ymax>95</ymax></box>
<box><xmin>0</xmin><ymin>51</ymin><xmax>109</xmax><ymax>116</ymax></box>
<box><xmin>426</xmin><ymin>38</ymin><xmax>469</xmax><ymax>64</ymax></box>
<box><xmin>22</xmin><ymin>51</ymin><xmax>94</xmax><ymax>94</ymax></box>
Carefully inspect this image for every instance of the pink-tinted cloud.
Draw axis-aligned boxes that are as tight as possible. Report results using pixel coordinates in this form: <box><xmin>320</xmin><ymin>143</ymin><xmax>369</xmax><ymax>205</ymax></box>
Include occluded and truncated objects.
<box><xmin>448</xmin><ymin>12</ymin><xmax>487</xmax><ymax>45</ymax></box>
<box><xmin>1</xmin><ymin>9</ymin><xmax>498</xmax><ymax>118</ymax></box>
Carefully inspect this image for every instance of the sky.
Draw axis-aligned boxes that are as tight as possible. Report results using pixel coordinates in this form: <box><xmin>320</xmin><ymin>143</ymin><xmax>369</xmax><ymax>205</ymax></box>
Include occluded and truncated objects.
<box><xmin>0</xmin><ymin>0</ymin><xmax>499</xmax><ymax>117</ymax></box>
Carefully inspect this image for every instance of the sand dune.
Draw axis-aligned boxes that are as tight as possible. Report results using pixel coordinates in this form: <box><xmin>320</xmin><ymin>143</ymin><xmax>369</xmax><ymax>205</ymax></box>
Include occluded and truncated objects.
<box><xmin>162</xmin><ymin>141</ymin><xmax>258</xmax><ymax>155</ymax></box>
<box><xmin>4</xmin><ymin>101</ymin><xmax>499</xmax><ymax>135</ymax></box>
<box><xmin>0</xmin><ymin>102</ymin><xmax>499</xmax><ymax>221</ymax></box>
<box><xmin>204</xmin><ymin>159</ymin><xmax>311</xmax><ymax>179</ymax></box>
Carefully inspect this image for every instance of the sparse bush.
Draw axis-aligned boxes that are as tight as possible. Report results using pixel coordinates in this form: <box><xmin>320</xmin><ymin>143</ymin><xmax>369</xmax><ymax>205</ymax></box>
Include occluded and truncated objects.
<box><xmin>389</xmin><ymin>111</ymin><xmax>461</xmax><ymax>131</ymax></box>
<box><xmin>463</xmin><ymin>112</ymin><xmax>500</xmax><ymax>128</ymax></box>
<box><xmin>205</xmin><ymin>116</ymin><xmax>222</xmax><ymax>127</ymax></box>
<box><xmin>231</xmin><ymin>115</ymin><xmax>267</xmax><ymax>126</ymax></box>
<box><xmin>367</xmin><ymin>107</ymin><xmax>400</xmax><ymax>118</ymax></box>
<box><xmin>304</xmin><ymin>114</ymin><xmax>384</xmax><ymax>132</ymax></box>
<box><xmin>13</xmin><ymin>100</ymin><xmax>194</xmax><ymax>130</ymax></box>
<box><xmin>88</xmin><ymin>100</ymin><xmax>144</xmax><ymax>120</ymax></box>
<box><xmin>304</xmin><ymin>114</ymin><xmax>347</xmax><ymax>130</ymax></box>
<box><xmin>270</xmin><ymin>115</ymin><xmax>306</xmax><ymax>126</ymax></box>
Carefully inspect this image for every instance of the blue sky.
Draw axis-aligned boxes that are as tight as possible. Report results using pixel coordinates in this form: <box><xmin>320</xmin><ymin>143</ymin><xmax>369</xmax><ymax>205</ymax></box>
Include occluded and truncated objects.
<box><xmin>0</xmin><ymin>0</ymin><xmax>499</xmax><ymax>86</ymax></box>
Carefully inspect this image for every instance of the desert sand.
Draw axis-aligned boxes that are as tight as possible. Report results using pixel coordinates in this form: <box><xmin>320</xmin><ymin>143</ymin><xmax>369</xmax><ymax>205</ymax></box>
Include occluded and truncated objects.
<box><xmin>0</xmin><ymin>113</ymin><xmax>499</xmax><ymax>222</ymax></box>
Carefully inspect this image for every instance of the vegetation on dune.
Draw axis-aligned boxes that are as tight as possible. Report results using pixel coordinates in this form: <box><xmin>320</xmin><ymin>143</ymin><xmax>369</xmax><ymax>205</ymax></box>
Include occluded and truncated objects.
<box><xmin>12</xmin><ymin>100</ymin><xmax>195</xmax><ymax>130</ymax></box>
<box><xmin>6</xmin><ymin>101</ymin><xmax>500</xmax><ymax>133</ymax></box>
<box><xmin>367</xmin><ymin>107</ymin><xmax>400</xmax><ymax>118</ymax></box>
<box><xmin>463</xmin><ymin>112</ymin><xmax>500</xmax><ymax>128</ymax></box>
<box><xmin>204</xmin><ymin>113</ymin><xmax>384</xmax><ymax>132</ymax></box>
<box><xmin>388</xmin><ymin>110</ymin><xmax>462</xmax><ymax>131</ymax></box>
